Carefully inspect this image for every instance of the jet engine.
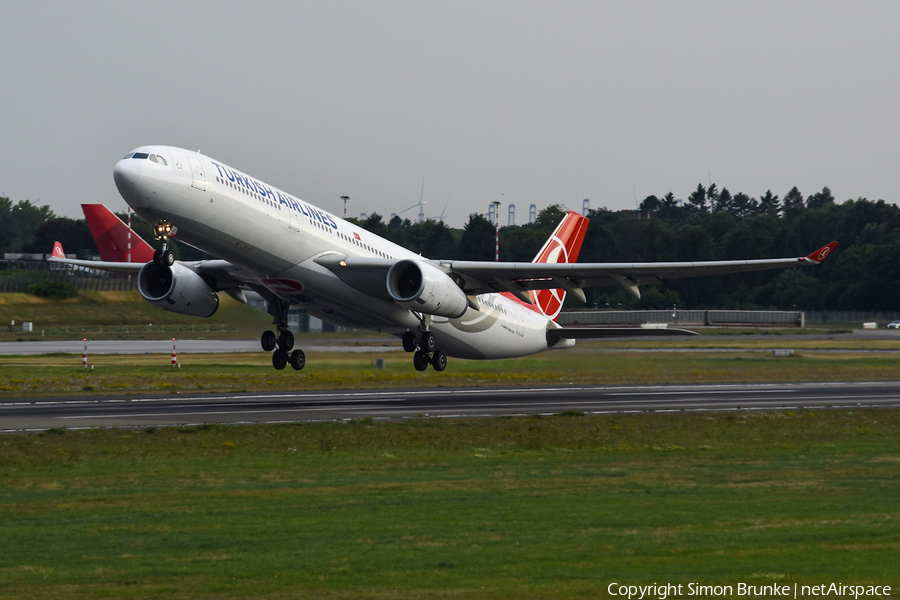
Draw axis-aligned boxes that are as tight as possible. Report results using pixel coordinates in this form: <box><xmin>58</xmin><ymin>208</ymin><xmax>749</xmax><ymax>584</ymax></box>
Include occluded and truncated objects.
<box><xmin>138</xmin><ymin>262</ymin><xmax>219</xmax><ymax>318</ymax></box>
<box><xmin>386</xmin><ymin>259</ymin><xmax>467</xmax><ymax>318</ymax></box>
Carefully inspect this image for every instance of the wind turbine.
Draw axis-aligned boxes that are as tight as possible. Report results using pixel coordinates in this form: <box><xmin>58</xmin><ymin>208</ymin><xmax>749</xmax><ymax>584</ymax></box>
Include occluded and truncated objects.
<box><xmin>430</xmin><ymin>190</ymin><xmax>452</xmax><ymax>222</ymax></box>
<box><xmin>396</xmin><ymin>178</ymin><xmax>426</xmax><ymax>223</ymax></box>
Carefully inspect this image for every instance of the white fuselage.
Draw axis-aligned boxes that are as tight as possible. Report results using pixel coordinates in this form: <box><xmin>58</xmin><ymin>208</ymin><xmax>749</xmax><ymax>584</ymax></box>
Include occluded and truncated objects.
<box><xmin>113</xmin><ymin>146</ymin><xmax>568</xmax><ymax>360</ymax></box>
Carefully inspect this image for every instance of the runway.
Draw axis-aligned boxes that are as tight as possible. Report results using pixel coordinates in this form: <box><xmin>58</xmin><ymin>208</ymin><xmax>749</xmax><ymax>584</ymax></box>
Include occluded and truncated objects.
<box><xmin>2</xmin><ymin>381</ymin><xmax>899</xmax><ymax>432</ymax></box>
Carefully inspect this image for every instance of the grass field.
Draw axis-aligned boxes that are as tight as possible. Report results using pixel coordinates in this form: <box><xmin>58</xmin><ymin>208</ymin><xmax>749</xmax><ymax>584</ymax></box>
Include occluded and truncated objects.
<box><xmin>2</xmin><ymin>293</ymin><xmax>899</xmax><ymax>598</ymax></box>
<box><xmin>1</xmin><ymin>411</ymin><xmax>898</xmax><ymax>599</ymax></box>
<box><xmin>3</xmin><ymin>349</ymin><xmax>900</xmax><ymax>397</ymax></box>
<box><xmin>0</xmin><ymin>291</ymin><xmax>274</xmax><ymax>341</ymax></box>
<box><xmin>0</xmin><ymin>290</ymin><xmax>886</xmax><ymax>343</ymax></box>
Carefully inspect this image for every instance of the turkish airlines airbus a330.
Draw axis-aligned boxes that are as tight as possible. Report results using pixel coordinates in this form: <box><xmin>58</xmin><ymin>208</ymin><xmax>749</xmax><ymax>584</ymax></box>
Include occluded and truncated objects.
<box><xmin>49</xmin><ymin>146</ymin><xmax>837</xmax><ymax>372</ymax></box>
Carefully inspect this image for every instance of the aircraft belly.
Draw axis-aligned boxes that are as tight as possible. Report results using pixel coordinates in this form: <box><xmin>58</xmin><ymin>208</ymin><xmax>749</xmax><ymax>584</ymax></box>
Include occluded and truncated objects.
<box><xmin>275</xmin><ymin>261</ymin><xmax>420</xmax><ymax>330</ymax></box>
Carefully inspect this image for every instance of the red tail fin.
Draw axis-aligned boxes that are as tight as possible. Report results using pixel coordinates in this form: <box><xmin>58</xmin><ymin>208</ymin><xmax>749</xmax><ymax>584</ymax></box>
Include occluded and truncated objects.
<box><xmin>82</xmin><ymin>204</ymin><xmax>155</xmax><ymax>263</ymax></box>
<box><xmin>530</xmin><ymin>211</ymin><xmax>589</xmax><ymax>321</ymax></box>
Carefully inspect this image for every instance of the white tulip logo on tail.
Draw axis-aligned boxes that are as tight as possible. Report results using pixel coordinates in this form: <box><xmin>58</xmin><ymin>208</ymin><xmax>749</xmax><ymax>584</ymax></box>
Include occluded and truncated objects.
<box><xmin>530</xmin><ymin>212</ymin><xmax>588</xmax><ymax>322</ymax></box>
<box><xmin>533</xmin><ymin>236</ymin><xmax>569</xmax><ymax>320</ymax></box>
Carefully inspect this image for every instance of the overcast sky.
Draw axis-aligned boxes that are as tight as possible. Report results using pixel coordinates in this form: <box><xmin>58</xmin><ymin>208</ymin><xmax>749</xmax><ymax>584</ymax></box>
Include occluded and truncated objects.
<box><xmin>2</xmin><ymin>1</ymin><xmax>898</xmax><ymax>226</ymax></box>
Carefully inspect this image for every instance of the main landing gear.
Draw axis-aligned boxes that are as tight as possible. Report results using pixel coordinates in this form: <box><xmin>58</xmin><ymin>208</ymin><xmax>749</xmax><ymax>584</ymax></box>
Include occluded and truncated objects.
<box><xmin>261</xmin><ymin>297</ymin><xmax>305</xmax><ymax>370</ymax></box>
<box><xmin>152</xmin><ymin>220</ymin><xmax>176</xmax><ymax>266</ymax></box>
<box><xmin>402</xmin><ymin>326</ymin><xmax>447</xmax><ymax>372</ymax></box>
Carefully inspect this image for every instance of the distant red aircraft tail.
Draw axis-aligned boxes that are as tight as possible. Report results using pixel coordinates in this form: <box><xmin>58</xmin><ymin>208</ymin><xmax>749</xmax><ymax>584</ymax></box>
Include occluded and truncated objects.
<box><xmin>530</xmin><ymin>211</ymin><xmax>589</xmax><ymax>321</ymax></box>
<box><xmin>82</xmin><ymin>204</ymin><xmax>155</xmax><ymax>263</ymax></box>
<box><xmin>52</xmin><ymin>241</ymin><xmax>66</xmax><ymax>259</ymax></box>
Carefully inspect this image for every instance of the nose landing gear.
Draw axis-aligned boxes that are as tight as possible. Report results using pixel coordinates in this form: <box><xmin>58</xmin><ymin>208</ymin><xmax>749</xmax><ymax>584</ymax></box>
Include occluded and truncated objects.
<box><xmin>152</xmin><ymin>220</ymin><xmax>176</xmax><ymax>266</ymax></box>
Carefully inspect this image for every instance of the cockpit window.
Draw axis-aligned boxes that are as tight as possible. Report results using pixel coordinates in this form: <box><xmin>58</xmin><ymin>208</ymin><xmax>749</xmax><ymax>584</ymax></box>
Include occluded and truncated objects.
<box><xmin>132</xmin><ymin>152</ymin><xmax>149</xmax><ymax>160</ymax></box>
<box><xmin>123</xmin><ymin>152</ymin><xmax>135</xmax><ymax>159</ymax></box>
<box><xmin>149</xmin><ymin>154</ymin><xmax>168</xmax><ymax>166</ymax></box>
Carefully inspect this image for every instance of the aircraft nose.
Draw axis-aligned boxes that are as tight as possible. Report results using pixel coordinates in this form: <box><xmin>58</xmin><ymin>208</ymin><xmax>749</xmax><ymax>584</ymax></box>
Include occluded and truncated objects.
<box><xmin>113</xmin><ymin>157</ymin><xmax>148</xmax><ymax>208</ymax></box>
<box><xmin>113</xmin><ymin>157</ymin><xmax>141</xmax><ymax>188</ymax></box>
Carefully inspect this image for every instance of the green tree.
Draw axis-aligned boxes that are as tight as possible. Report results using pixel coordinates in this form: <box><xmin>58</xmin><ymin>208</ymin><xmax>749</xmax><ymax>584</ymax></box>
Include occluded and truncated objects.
<box><xmin>500</xmin><ymin>226</ymin><xmax>546</xmax><ymax>261</ymax></box>
<box><xmin>360</xmin><ymin>213</ymin><xmax>388</xmax><ymax>238</ymax></box>
<box><xmin>687</xmin><ymin>183</ymin><xmax>707</xmax><ymax>214</ymax></box>
<box><xmin>712</xmin><ymin>187</ymin><xmax>733</xmax><ymax>214</ymax></box>
<box><xmin>782</xmin><ymin>186</ymin><xmax>804</xmax><ymax>219</ymax></box>
<box><xmin>533</xmin><ymin>204</ymin><xmax>568</xmax><ymax>230</ymax></box>
<box><xmin>458</xmin><ymin>214</ymin><xmax>495</xmax><ymax>260</ymax></box>
<box><xmin>673</xmin><ymin>224</ymin><xmax>712</xmax><ymax>261</ymax></box>
<box><xmin>0</xmin><ymin>198</ymin><xmax>54</xmax><ymax>252</ymax></box>
<box><xmin>405</xmin><ymin>220</ymin><xmax>457</xmax><ymax>258</ymax></box>
<box><xmin>639</xmin><ymin>195</ymin><xmax>660</xmax><ymax>212</ymax></box>
<box><xmin>706</xmin><ymin>183</ymin><xmax>719</xmax><ymax>208</ymax></box>
<box><xmin>759</xmin><ymin>190</ymin><xmax>780</xmax><ymax>216</ymax></box>
<box><xmin>22</xmin><ymin>217</ymin><xmax>94</xmax><ymax>255</ymax></box>
<box><xmin>731</xmin><ymin>193</ymin><xmax>758</xmax><ymax>219</ymax></box>
<box><xmin>806</xmin><ymin>187</ymin><xmax>835</xmax><ymax>210</ymax></box>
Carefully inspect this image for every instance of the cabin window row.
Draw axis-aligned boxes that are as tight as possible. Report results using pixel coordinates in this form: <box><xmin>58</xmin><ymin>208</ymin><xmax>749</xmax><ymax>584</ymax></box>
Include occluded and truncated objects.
<box><xmin>215</xmin><ymin>176</ymin><xmax>279</xmax><ymax>209</ymax></box>
<box><xmin>337</xmin><ymin>231</ymin><xmax>391</xmax><ymax>259</ymax></box>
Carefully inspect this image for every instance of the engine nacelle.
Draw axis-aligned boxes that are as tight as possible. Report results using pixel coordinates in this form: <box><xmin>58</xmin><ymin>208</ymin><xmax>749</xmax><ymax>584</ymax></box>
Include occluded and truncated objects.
<box><xmin>138</xmin><ymin>262</ymin><xmax>219</xmax><ymax>318</ymax></box>
<box><xmin>386</xmin><ymin>259</ymin><xmax>467</xmax><ymax>318</ymax></box>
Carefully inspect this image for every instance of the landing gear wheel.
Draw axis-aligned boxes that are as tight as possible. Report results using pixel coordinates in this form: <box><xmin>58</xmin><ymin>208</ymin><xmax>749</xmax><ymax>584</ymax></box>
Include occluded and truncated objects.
<box><xmin>261</xmin><ymin>330</ymin><xmax>276</xmax><ymax>352</ymax></box>
<box><xmin>431</xmin><ymin>350</ymin><xmax>447</xmax><ymax>372</ymax></box>
<box><xmin>421</xmin><ymin>331</ymin><xmax>436</xmax><ymax>352</ymax></box>
<box><xmin>272</xmin><ymin>349</ymin><xmax>288</xmax><ymax>370</ymax></box>
<box><xmin>402</xmin><ymin>331</ymin><xmax>417</xmax><ymax>352</ymax></box>
<box><xmin>153</xmin><ymin>248</ymin><xmax>175</xmax><ymax>266</ymax></box>
<box><xmin>279</xmin><ymin>330</ymin><xmax>294</xmax><ymax>352</ymax></box>
<box><xmin>290</xmin><ymin>349</ymin><xmax>306</xmax><ymax>370</ymax></box>
<box><xmin>413</xmin><ymin>351</ymin><xmax>430</xmax><ymax>372</ymax></box>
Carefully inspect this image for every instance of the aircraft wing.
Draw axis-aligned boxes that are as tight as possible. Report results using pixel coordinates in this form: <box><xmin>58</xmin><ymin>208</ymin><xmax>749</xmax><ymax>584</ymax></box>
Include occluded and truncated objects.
<box><xmin>48</xmin><ymin>256</ymin><xmax>145</xmax><ymax>274</ymax></box>
<box><xmin>48</xmin><ymin>240</ymin><xmax>144</xmax><ymax>274</ymax></box>
<box><xmin>444</xmin><ymin>241</ymin><xmax>839</xmax><ymax>299</ymax></box>
<box><xmin>48</xmin><ymin>242</ymin><xmax>262</xmax><ymax>298</ymax></box>
<box><xmin>547</xmin><ymin>326</ymin><xmax>699</xmax><ymax>340</ymax></box>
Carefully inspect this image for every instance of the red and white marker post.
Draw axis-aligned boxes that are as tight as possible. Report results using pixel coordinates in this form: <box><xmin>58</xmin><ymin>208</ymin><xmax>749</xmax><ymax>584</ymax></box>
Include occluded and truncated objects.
<box><xmin>171</xmin><ymin>338</ymin><xmax>177</xmax><ymax>367</ymax></box>
<box><xmin>82</xmin><ymin>338</ymin><xmax>87</xmax><ymax>369</ymax></box>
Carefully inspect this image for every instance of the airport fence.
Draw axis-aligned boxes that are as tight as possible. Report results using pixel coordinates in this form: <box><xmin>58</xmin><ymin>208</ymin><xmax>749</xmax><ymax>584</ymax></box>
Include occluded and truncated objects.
<box><xmin>559</xmin><ymin>310</ymin><xmax>805</xmax><ymax>327</ymax></box>
<box><xmin>804</xmin><ymin>311</ymin><xmax>900</xmax><ymax>326</ymax></box>
<box><xmin>0</xmin><ymin>262</ymin><xmax>136</xmax><ymax>293</ymax></box>
<box><xmin>7</xmin><ymin>323</ymin><xmax>236</xmax><ymax>336</ymax></box>
<box><xmin>560</xmin><ymin>309</ymin><xmax>900</xmax><ymax>328</ymax></box>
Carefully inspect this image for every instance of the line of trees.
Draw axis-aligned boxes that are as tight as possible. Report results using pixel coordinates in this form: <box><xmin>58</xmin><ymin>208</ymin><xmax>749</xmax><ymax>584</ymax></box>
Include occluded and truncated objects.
<box><xmin>3</xmin><ymin>183</ymin><xmax>900</xmax><ymax>311</ymax></box>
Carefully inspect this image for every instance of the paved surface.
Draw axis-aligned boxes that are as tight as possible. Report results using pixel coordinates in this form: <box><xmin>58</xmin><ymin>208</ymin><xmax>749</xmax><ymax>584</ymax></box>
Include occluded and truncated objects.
<box><xmin>2</xmin><ymin>381</ymin><xmax>898</xmax><ymax>432</ymax></box>
<box><xmin>0</xmin><ymin>339</ymin><xmax>402</xmax><ymax>355</ymax></box>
